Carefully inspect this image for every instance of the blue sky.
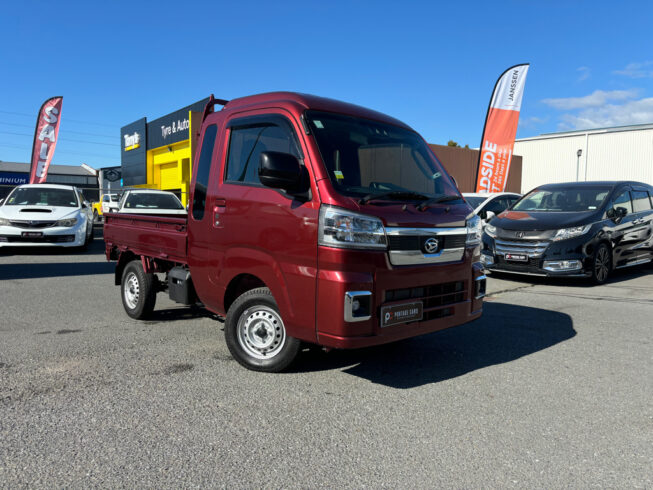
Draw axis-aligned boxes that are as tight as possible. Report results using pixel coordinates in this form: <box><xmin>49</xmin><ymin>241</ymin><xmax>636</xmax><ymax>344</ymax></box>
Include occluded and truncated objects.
<box><xmin>1</xmin><ymin>0</ymin><xmax>653</xmax><ymax>169</ymax></box>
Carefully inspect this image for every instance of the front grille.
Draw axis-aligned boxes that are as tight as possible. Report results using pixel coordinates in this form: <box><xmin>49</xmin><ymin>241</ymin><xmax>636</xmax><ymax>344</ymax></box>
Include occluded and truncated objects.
<box><xmin>8</xmin><ymin>220</ymin><xmax>56</xmax><ymax>229</ymax></box>
<box><xmin>383</xmin><ymin>280</ymin><xmax>465</xmax><ymax>324</ymax></box>
<box><xmin>495</xmin><ymin>238</ymin><xmax>550</xmax><ymax>257</ymax></box>
<box><xmin>388</xmin><ymin>234</ymin><xmax>467</xmax><ymax>251</ymax></box>
<box><xmin>0</xmin><ymin>235</ymin><xmax>75</xmax><ymax>243</ymax></box>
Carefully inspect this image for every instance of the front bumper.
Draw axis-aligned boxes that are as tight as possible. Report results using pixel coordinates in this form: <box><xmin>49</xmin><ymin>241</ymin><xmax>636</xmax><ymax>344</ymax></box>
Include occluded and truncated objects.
<box><xmin>315</xmin><ymin>246</ymin><xmax>484</xmax><ymax>349</ymax></box>
<box><xmin>0</xmin><ymin>222</ymin><xmax>86</xmax><ymax>247</ymax></box>
<box><xmin>481</xmin><ymin>234</ymin><xmax>592</xmax><ymax>277</ymax></box>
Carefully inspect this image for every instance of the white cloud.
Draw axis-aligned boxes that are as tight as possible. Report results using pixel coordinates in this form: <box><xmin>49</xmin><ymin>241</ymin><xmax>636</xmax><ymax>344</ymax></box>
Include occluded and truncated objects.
<box><xmin>613</xmin><ymin>61</ymin><xmax>653</xmax><ymax>79</ymax></box>
<box><xmin>558</xmin><ymin>97</ymin><xmax>653</xmax><ymax>130</ymax></box>
<box><xmin>542</xmin><ymin>89</ymin><xmax>639</xmax><ymax>110</ymax></box>
<box><xmin>577</xmin><ymin>66</ymin><xmax>591</xmax><ymax>82</ymax></box>
<box><xmin>518</xmin><ymin>116</ymin><xmax>548</xmax><ymax>130</ymax></box>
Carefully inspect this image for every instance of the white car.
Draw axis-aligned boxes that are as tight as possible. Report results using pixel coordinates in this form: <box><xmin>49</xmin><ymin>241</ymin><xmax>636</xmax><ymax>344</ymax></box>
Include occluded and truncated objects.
<box><xmin>101</xmin><ymin>193</ymin><xmax>120</xmax><ymax>214</ymax></box>
<box><xmin>0</xmin><ymin>184</ymin><xmax>94</xmax><ymax>248</ymax></box>
<box><xmin>463</xmin><ymin>192</ymin><xmax>522</xmax><ymax>225</ymax></box>
<box><xmin>117</xmin><ymin>189</ymin><xmax>186</xmax><ymax>215</ymax></box>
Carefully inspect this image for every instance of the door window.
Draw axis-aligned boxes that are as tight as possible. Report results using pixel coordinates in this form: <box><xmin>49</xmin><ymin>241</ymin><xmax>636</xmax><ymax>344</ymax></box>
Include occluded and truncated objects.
<box><xmin>485</xmin><ymin>198</ymin><xmax>508</xmax><ymax>215</ymax></box>
<box><xmin>632</xmin><ymin>190</ymin><xmax>652</xmax><ymax>212</ymax></box>
<box><xmin>612</xmin><ymin>190</ymin><xmax>633</xmax><ymax>214</ymax></box>
<box><xmin>226</xmin><ymin>119</ymin><xmax>301</xmax><ymax>185</ymax></box>
<box><xmin>192</xmin><ymin>124</ymin><xmax>218</xmax><ymax>220</ymax></box>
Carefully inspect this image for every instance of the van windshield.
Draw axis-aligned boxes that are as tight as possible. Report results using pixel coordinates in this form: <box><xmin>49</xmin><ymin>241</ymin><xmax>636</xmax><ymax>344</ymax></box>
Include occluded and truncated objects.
<box><xmin>306</xmin><ymin>111</ymin><xmax>459</xmax><ymax>201</ymax></box>
<box><xmin>512</xmin><ymin>187</ymin><xmax>611</xmax><ymax>212</ymax></box>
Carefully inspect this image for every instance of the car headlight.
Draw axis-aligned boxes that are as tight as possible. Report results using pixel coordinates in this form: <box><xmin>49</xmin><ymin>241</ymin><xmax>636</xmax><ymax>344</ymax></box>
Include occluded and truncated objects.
<box><xmin>56</xmin><ymin>217</ymin><xmax>78</xmax><ymax>227</ymax></box>
<box><xmin>484</xmin><ymin>223</ymin><xmax>497</xmax><ymax>238</ymax></box>
<box><xmin>466</xmin><ymin>214</ymin><xmax>482</xmax><ymax>246</ymax></box>
<box><xmin>0</xmin><ymin>217</ymin><xmax>9</xmax><ymax>226</ymax></box>
<box><xmin>319</xmin><ymin>205</ymin><xmax>387</xmax><ymax>249</ymax></box>
<box><xmin>552</xmin><ymin>225</ymin><xmax>591</xmax><ymax>241</ymax></box>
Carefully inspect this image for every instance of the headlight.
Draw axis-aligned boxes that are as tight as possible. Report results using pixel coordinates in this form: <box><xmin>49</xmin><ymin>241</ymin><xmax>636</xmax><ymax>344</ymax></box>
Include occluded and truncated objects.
<box><xmin>552</xmin><ymin>225</ymin><xmax>591</xmax><ymax>241</ymax></box>
<box><xmin>56</xmin><ymin>217</ymin><xmax>78</xmax><ymax>227</ymax></box>
<box><xmin>484</xmin><ymin>223</ymin><xmax>497</xmax><ymax>238</ymax></box>
<box><xmin>466</xmin><ymin>214</ymin><xmax>482</xmax><ymax>246</ymax></box>
<box><xmin>319</xmin><ymin>205</ymin><xmax>387</xmax><ymax>249</ymax></box>
<box><xmin>0</xmin><ymin>217</ymin><xmax>9</xmax><ymax>226</ymax></box>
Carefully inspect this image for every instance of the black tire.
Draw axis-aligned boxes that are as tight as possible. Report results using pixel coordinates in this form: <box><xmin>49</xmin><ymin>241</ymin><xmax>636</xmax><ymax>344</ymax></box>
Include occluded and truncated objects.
<box><xmin>224</xmin><ymin>287</ymin><xmax>301</xmax><ymax>372</ymax></box>
<box><xmin>121</xmin><ymin>260</ymin><xmax>157</xmax><ymax>319</ymax></box>
<box><xmin>591</xmin><ymin>243</ymin><xmax>611</xmax><ymax>285</ymax></box>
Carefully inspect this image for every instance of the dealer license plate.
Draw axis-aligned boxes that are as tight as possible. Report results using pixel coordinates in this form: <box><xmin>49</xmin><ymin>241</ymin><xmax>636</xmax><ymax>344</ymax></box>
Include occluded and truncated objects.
<box><xmin>380</xmin><ymin>301</ymin><xmax>423</xmax><ymax>327</ymax></box>
<box><xmin>21</xmin><ymin>232</ymin><xmax>43</xmax><ymax>238</ymax></box>
<box><xmin>505</xmin><ymin>253</ymin><xmax>528</xmax><ymax>262</ymax></box>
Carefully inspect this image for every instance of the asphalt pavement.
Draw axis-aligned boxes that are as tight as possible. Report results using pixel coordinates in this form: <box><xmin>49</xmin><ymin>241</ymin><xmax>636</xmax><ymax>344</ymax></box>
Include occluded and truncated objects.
<box><xmin>0</xmin><ymin>228</ymin><xmax>651</xmax><ymax>488</ymax></box>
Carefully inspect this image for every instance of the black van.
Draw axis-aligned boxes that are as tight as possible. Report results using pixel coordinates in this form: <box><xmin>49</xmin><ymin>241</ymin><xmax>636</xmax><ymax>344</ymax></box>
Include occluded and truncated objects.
<box><xmin>481</xmin><ymin>181</ymin><xmax>653</xmax><ymax>284</ymax></box>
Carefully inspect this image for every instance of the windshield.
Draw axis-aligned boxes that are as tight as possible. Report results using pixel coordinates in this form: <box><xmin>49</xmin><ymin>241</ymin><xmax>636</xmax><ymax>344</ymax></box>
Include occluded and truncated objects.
<box><xmin>4</xmin><ymin>187</ymin><xmax>78</xmax><ymax>207</ymax></box>
<box><xmin>464</xmin><ymin>196</ymin><xmax>486</xmax><ymax>209</ymax></box>
<box><xmin>123</xmin><ymin>192</ymin><xmax>184</xmax><ymax>210</ymax></box>
<box><xmin>512</xmin><ymin>187</ymin><xmax>611</xmax><ymax>212</ymax></box>
<box><xmin>306</xmin><ymin>111</ymin><xmax>459</xmax><ymax>200</ymax></box>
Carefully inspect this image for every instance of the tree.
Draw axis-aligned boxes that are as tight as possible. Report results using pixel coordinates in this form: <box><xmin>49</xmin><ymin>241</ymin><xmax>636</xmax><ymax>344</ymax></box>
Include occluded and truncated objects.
<box><xmin>447</xmin><ymin>140</ymin><xmax>460</xmax><ymax>147</ymax></box>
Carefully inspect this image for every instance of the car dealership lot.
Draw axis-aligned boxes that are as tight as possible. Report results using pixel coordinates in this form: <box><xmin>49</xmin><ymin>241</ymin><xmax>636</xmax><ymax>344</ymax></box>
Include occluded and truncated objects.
<box><xmin>0</xmin><ymin>233</ymin><xmax>651</xmax><ymax>488</ymax></box>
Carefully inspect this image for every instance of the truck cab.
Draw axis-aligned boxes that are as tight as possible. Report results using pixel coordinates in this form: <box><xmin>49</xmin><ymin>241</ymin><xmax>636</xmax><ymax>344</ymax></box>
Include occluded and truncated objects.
<box><xmin>106</xmin><ymin>92</ymin><xmax>485</xmax><ymax>371</ymax></box>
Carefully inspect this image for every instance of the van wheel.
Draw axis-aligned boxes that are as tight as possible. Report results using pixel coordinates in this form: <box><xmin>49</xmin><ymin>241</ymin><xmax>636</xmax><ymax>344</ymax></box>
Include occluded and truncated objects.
<box><xmin>591</xmin><ymin>243</ymin><xmax>611</xmax><ymax>285</ymax></box>
<box><xmin>121</xmin><ymin>260</ymin><xmax>157</xmax><ymax>319</ymax></box>
<box><xmin>225</xmin><ymin>287</ymin><xmax>301</xmax><ymax>372</ymax></box>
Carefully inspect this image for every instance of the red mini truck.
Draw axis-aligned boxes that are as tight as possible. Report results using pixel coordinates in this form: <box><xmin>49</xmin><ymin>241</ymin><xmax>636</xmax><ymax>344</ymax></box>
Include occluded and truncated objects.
<box><xmin>104</xmin><ymin>92</ymin><xmax>486</xmax><ymax>371</ymax></box>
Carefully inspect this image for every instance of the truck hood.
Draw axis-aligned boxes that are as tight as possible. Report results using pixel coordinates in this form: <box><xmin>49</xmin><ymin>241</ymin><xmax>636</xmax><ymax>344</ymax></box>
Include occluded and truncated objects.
<box><xmin>0</xmin><ymin>206</ymin><xmax>80</xmax><ymax>221</ymax></box>
<box><xmin>490</xmin><ymin>210</ymin><xmax>602</xmax><ymax>231</ymax></box>
<box><xmin>356</xmin><ymin>201</ymin><xmax>470</xmax><ymax>228</ymax></box>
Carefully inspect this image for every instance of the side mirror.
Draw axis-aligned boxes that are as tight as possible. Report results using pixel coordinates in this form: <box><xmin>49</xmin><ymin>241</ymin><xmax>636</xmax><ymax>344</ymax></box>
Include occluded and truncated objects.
<box><xmin>616</xmin><ymin>206</ymin><xmax>628</xmax><ymax>218</ymax></box>
<box><xmin>485</xmin><ymin>210</ymin><xmax>496</xmax><ymax>221</ymax></box>
<box><xmin>81</xmin><ymin>201</ymin><xmax>88</xmax><ymax>209</ymax></box>
<box><xmin>259</xmin><ymin>152</ymin><xmax>302</xmax><ymax>192</ymax></box>
<box><xmin>0</xmin><ymin>198</ymin><xmax>4</xmax><ymax>205</ymax></box>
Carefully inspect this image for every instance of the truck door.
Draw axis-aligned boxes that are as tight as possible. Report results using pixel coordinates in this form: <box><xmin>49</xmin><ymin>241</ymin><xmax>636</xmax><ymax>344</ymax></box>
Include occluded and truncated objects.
<box><xmin>201</xmin><ymin>111</ymin><xmax>319</xmax><ymax>336</ymax></box>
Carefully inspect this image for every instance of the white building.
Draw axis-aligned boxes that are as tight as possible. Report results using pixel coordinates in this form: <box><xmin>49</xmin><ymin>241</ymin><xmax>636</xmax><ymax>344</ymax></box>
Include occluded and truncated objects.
<box><xmin>514</xmin><ymin>123</ymin><xmax>653</xmax><ymax>192</ymax></box>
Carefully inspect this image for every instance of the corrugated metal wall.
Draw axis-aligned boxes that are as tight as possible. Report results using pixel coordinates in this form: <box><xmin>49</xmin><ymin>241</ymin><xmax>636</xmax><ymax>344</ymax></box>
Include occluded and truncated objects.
<box><xmin>514</xmin><ymin>128</ymin><xmax>653</xmax><ymax>192</ymax></box>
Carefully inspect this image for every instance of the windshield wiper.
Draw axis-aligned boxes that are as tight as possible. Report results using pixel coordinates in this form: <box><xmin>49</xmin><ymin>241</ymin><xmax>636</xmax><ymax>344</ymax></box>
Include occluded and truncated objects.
<box><xmin>415</xmin><ymin>194</ymin><xmax>461</xmax><ymax>211</ymax></box>
<box><xmin>358</xmin><ymin>191</ymin><xmax>430</xmax><ymax>205</ymax></box>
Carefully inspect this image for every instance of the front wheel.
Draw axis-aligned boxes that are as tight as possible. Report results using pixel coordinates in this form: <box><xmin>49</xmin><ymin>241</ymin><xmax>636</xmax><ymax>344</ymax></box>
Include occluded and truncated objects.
<box><xmin>121</xmin><ymin>260</ymin><xmax>157</xmax><ymax>319</ymax></box>
<box><xmin>224</xmin><ymin>287</ymin><xmax>301</xmax><ymax>372</ymax></box>
<box><xmin>591</xmin><ymin>243</ymin><xmax>611</xmax><ymax>285</ymax></box>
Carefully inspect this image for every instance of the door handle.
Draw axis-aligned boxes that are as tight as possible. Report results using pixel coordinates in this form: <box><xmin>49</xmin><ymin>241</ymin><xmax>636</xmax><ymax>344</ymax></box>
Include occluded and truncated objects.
<box><xmin>213</xmin><ymin>198</ymin><xmax>226</xmax><ymax>227</ymax></box>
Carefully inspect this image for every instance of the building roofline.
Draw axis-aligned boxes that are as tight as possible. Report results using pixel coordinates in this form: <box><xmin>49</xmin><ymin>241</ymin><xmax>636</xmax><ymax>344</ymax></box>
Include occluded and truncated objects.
<box><xmin>516</xmin><ymin>122</ymin><xmax>653</xmax><ymax>142</ymax></box>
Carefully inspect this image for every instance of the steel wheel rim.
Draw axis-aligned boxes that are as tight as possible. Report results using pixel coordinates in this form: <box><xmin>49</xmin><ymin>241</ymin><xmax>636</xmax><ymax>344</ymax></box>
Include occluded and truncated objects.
<box><xmin>595</xmin><ymin>247</ymin><xmax>609</xmax><ymax>282</ymax></box>
<box><xmin>237</xmin><ymin>305</ymin><xmax>286</xmax><ymax>360</ymax></box>
<box><xmin>124</xmin><ymin>272</ymin><xmax>140</xmax><ymax>309</ymax></box>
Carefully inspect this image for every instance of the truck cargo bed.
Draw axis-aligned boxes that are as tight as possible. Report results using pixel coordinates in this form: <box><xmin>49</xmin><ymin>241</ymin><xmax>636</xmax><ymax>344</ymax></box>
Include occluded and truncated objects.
<box><xmin>103</xmin><ymin>213</ymin><xmax>188</xmax><ymax>264</ymax></box>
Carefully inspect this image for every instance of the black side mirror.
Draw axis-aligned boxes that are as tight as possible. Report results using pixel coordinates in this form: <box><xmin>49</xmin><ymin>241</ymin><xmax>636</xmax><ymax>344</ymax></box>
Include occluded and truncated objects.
<box><xmin>616</xmin><ymin>206</ymin><xmax>628</xmax><ymax>218</ymax></box>
<box><xmin>479</xmin><ymin>209</ymin><xmax>487</xmax><ymax>220</ymax></box>
<box><xmin>259</xmin><ymin>152</ymin><xmax>303</xmax><ymax>192</ymax></box>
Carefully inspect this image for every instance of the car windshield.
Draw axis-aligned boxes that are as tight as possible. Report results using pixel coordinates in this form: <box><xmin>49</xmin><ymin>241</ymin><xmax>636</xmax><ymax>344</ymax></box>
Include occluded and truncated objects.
<box><xmin>306</xmin><ymin>110</ymin><xmax>459</xmax><ymax>200</ymax></box>
<box><xmin>464</xmin><ymin>196</ymin><xmax>487</xmax><ymax>209</ymax></box>
<box><xmin>4</xmin><ymin>187</ymin><xmax>78</xmax><ymax>207</ymax></box>
<box><xmin>123</xmin><ymin>193</ymin><xmax>184</xmax><ymax>210</ymax></box>
<box><xmin>512</xmin><ymin>187</ymin><xmax>611</xmax><ymax>212</ymax></box>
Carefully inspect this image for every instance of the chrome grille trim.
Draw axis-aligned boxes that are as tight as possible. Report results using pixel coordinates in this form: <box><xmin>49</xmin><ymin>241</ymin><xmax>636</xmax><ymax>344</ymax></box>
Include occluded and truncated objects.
<box><xmin>494</xmin><ymin>238</ymin><xmax>550</xmax><ymax>257</ymax></box>
<box><xmin>385</xmin><ymin>227</ymin><xmax>467</xmax><ymax>265</ymax></box>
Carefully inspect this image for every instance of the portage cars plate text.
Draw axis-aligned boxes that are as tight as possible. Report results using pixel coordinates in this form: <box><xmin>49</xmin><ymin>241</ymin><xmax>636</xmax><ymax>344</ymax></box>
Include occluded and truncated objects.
<box><xmin>381</xmin><ymin>302</ymin><xmax>423</xmax><ymax>327</ymax></box>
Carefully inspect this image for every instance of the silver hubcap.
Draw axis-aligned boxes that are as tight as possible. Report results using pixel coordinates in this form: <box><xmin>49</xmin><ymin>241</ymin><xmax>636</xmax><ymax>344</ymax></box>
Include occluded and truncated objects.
<box><xmin>124</xmin><ymin>272</ymin><xmax>140</xmax><ymax>310</ymax></box>
<box><xmin>237</xmin><ymin>306</ymin><xmax>286</xmax><ymax>360</ymax></box>
<box><xmin>595</xmin><ymin>247</ymin><xmax>609</xmax><ymax>282</ymax></box>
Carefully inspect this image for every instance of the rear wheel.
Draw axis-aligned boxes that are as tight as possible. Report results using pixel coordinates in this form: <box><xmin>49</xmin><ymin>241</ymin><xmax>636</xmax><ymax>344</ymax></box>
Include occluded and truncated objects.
<box><xmin>224</xmin><ymin>287</ymin><xmax>301</xmax><ymax>372</ymax></box>
<box><xmin>121</xmin><ymin>260</ymin><xmax>157</xmax><ymax>319</ymax></box>
<box><xmin>591</xmin><ymin>243</ymin><xmax>611</xmax><ymax>285</ymax></box>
